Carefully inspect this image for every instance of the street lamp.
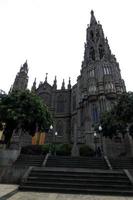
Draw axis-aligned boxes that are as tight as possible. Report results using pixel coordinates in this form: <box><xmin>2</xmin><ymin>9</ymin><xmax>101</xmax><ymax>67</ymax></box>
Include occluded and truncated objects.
<box><xmin>49</xmin><ymin>125</ymin><xmax>53</xmax><ymax>153</ymax></box>
<box><xmin>99</xmin><ymin>125</ymin><xmax>102</xmax><ymax>132</ymax></box>
<box><xmin>50</xmin><ymin>125</ymin><xmax>53</xmax><ymax>130</ymax></box>
<box><xmin>98</xmin><ymin>125</ymin><xmax>103</xmax><ymax>155</ymax></box>
<box><xmin>54</xmin><ymin>132</ymin><xmax>58</xmax><ymax>155</ymax></box>
<box><xmin>94</xmin><ymin>132</ymin><xmax>98</xmax><ymax>156</ymax></box>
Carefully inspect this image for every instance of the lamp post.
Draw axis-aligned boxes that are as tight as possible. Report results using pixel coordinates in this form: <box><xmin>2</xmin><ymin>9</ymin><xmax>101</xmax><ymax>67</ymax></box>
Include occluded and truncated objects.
<box><xmin>49</xmin><ymin>125</ymin><xmax>53</xmax><ymax>153</ymax></box>
<box><xmin>54</xmin><ymin>131</ymin><xmax>58</xmax><ymax>155</ymax></box>
<box><xmin>94</xmin><ymin>132</ymin><xmax>98</xmax><ymax>156</ymax></box>
<box><xmin>98</xmin><ymin>125</ymin><xmax>103</xmax><ymax>156</ymax></box>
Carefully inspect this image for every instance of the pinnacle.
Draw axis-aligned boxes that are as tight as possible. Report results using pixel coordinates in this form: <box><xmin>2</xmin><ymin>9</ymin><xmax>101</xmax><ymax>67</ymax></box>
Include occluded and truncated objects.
<box><xmin>90</xmin><ymin>10</ymin><xmax>97</xmax><ymax>26</ymax></box>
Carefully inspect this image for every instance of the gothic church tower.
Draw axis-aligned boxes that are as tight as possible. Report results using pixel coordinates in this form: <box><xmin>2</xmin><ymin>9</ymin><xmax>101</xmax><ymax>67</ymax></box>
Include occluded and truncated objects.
<box><xmin>71</xmin><ymin>10</ymin><xmax>126</xmax><ymax>144</ymax></box>
<box><xmin>11</xmin><ymin>61</ymin><xmax>28</xmax><ymax>92</ymax></box>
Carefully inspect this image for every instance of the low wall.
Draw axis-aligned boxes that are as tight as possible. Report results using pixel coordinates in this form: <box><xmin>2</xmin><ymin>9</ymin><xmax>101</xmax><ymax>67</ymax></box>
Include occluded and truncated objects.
<box><xmin>0</xmin><ymin>166</ymin><xmax>28</xmax><ymax>184</ymax></box>
<box><xmin>0</xmin><ymin>149</ymin><xmax>20</xmax><ymax>166</ymax></box>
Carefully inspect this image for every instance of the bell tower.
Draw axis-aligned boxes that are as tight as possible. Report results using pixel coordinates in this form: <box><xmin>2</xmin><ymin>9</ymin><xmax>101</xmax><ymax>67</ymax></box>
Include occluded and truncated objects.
<box><xmin>11</xmin><ymin>61</ymin><xmax>29</xmax><ymax>92</ymax></box>
<box><xmin>75</xmin><ymin>11</ymin><xmax>126</xmax><ymax>144</ymax></box>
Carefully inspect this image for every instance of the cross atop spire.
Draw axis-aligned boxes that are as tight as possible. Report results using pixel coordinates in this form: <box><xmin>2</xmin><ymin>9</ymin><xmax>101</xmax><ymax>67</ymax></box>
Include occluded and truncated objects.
<box><xmin>90</xmin><ymin>10</ymin><xmax>97</xmax><ymax>26</ymax></box>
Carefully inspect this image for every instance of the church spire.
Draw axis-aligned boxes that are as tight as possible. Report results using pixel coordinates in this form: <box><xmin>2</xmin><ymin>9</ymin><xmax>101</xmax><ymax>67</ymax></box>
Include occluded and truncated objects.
<box><xmin>31</xmin><ymin>78</ymin><xmax>36</xmax><ymax>92</ymax></box>
<box><xmin>12</xmin><ymin>61</ymin><xmax>29</xmax><ymax>92</ymax></box>
<box><xmin>90</xmin><ymin>10</ymin><xmax>97</xmax><ymax>26</ymax></box>
<box><xmin>45</xmin><ymin>73</ymin><xmax>48</xmax><ymax>83</ymax></box>
<box><xmin>61</xmin><ymin>79</ymin><xmax>65</xmax><ymax>90</ymax></box>
<box><xmin>53</xmin><ymin>76</ymin><xmax>57</xmax><ymax>90</ymax></box>
<box><xmin>67</xmin><ymin>77</ymin><xmax>71</xmax><ymax>90</ymax></box>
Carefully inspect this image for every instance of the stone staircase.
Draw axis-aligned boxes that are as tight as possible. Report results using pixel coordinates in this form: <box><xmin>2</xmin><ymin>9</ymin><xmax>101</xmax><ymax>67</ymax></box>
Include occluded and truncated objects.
<box><xmin>14</xmin><ymin>154</ymin><xmax>44</xmax><ymax>167</ymax></box>
<box><xmin>109</xmin><ymin>157</ymin><xmax>133</xmax><ymax>169</ymax></box>
<box><xmin>45</xmin><ymin>156</ymin><xmax>109</xmax><ymax>169</ymax></box>
<box><xmin>19</xmin><ymin>167</ymin><xmax>133</xmax><ymax>195</ymax></box>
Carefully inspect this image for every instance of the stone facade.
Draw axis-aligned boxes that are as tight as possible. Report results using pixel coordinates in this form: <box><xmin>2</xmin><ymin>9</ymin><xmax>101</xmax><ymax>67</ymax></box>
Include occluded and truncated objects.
<box><xmin>11</xmin><ymin>11</ymin><xmax>128</xmax><ymax>156</ymax></box>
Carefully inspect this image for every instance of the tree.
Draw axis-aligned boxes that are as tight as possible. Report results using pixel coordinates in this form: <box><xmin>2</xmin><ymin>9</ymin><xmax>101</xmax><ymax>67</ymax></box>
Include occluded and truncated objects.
<box><xmin>100</xmin><ymin>92</ymin><xmax>133</xmax><ymax>138</ymax></box>
<box><xmin>0</xmin><ymin>90</ymin><xmax>53</xmax><ymax>147</ymax></box>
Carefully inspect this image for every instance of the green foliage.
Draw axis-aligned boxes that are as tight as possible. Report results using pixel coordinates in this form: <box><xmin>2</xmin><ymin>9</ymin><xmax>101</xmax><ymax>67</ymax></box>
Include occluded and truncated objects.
<box><xmin>20</xmin><ymin>143</ymin><xmax>72</xmax><ymax>156</ymax></box>
<box><xmin>56</xmin><ymin>144</ymin><xmax>72</xmax><ymax>156</ymax></box>
<box><xmin>21</xmin><ymin>145</ymin><xmax>43</xmax><ymax>155</ymax></box>
<box><xmin>79</xmin><ymin>145</ymin><xmax>95</xmax><ymax>157</ymax></box>
<box><xmin>0</xmin><ymin>90</ymin><xmax>53</xmax><ymax>146</ymax></box>
<box><xmin>41</xmin><ymin>144</ymin><xmax>50</xmax><ymax>154</ymax></box>
<box><xmin>100</xmin><ymin>92</ymin><xmax>133</xmax><ymax>138</ymax></box>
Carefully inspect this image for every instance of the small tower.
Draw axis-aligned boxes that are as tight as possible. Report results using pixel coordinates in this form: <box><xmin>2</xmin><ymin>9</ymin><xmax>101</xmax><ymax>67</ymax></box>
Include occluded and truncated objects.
<box><xmin>31</xmin><ymin>78</ymin><xmax>36</xmax><ymax>92</ymax></box>
<box><xmin>12</xmin><ymin>61</ymin><xmax>28</xmax><ymax>92</ymax></box>
<box><xmin>44</xmin><ymin>73</ymin><xmax>48</xmax><ymax>83</ymax></box>
<box><xmin>61</xmin><ymin>79</ymin><xmax>65</xmax><ymax>90</ymax></box>
<box><xmin>53</xmin><ymin>76</ymin><xmax>57</xmax><ymax>90</ymax></box>
<box><xmin>67</xmin><ymin>77</ymin><xmax>71</xmax><ymax>90</ymax></box>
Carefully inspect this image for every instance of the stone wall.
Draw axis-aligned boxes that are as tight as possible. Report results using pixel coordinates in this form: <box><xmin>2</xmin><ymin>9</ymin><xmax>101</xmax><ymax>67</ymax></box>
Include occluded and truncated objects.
<box><xmin>0</xmin><ymin>149</ymin><xmax>20</xmax><ymax>166</ymax></box>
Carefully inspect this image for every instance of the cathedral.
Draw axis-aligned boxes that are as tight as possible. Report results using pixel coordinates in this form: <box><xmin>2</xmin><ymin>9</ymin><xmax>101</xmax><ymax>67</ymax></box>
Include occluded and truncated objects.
<box><xmin>11</xmin><ymin>11</ymin><xmax>128</xmax><ymax>156</ymax></box>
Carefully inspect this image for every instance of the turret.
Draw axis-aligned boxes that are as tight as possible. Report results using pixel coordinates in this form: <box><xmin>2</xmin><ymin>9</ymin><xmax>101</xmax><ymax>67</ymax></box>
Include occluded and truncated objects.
<box><xmin>53</xmin><ymin>76</ymin><xmax>57</xmax><ymax>90</ymax></box>
<box><xmin>31</xmin><ymin>78</ymin><xmax>36</xmax><ymax>92</ymax></box>
<box><xmin>67</xmin><ymin>77</ymin><xmax>71</xmax><ymax>90</ymax></box>
<box><xmin>61</xmin><ymin>79</ymin><xmax>65</xmax><ymax>90</ymax></box>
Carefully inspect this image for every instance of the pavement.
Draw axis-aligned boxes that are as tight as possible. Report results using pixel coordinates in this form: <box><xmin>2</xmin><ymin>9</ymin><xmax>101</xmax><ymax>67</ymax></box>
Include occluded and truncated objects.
<box><xmin>1</xmin><ymin>184</ymin><xmax>133</xmax><ymax>200</ymax></box>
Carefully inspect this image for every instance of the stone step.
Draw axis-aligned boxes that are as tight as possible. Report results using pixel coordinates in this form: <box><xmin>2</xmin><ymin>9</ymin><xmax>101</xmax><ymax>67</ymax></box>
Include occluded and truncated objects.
<box><xmin>23</xmin><ymin>181</ymin><xmax>132</xmax><ymax>189</ymax></box>
<box><xmin>30</xmin><ymin>171</ymin><xmax>126</xmax><ymax>178</ymax></box>
<box><xmin>29</xmin><ymin>173</ymin><xmax>127</xmax><ymax>180</ymax></box>
<box><xmin>27</xmin><ymin>177</ymin><xmax>130</xmax><ymax>185</ymax></box>
<box><xmin>14</xmin><ymin>154</ymin><xmax>44</xmax><ymax>167</ymax></box>
<box><xmin>109</xmin><ymin>158</ymin><xmax>133</xmax><ymax>169</ymax></box>
<box><xmin>19</xmin><ymin>185</ymin><xmax>133</xmax><ymax>196</ymax></box>
<box><xmin>46</xmin><ymin>156</ymin><xmax>108</xmax><ymax>169</ymax></box>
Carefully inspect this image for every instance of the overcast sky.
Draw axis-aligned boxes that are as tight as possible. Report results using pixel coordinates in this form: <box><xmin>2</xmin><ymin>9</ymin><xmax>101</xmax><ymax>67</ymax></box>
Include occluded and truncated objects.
<box><xmin>0</xmin><ymin>0</ymin><xmax>133</xmax><ymax>93</ymax></box>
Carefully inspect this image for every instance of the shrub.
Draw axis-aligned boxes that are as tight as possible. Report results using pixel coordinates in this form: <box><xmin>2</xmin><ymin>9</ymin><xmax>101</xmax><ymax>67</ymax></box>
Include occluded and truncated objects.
<box><xmin>56</xmin><ymin>144</ymin><xmax>72</xmax><ymax>156</ymax></box>
<box><xmin>41</xmin><ymin>144</ymin><xmax>50</xmax><ymax>154</ymax></box>
<box><xmin>21</xmin><ymin>144</ymin><xmax>50</xmax><ymax>155</ymax></box>
<box><xmin>21</xmin><ymin>145</ymin><xmax>42</xmax><ymax>155</ymax></box>
<box><xmin>79</xmin><ymin>145</ymin><xmax>95</xmax><ymax>157</ymax></box>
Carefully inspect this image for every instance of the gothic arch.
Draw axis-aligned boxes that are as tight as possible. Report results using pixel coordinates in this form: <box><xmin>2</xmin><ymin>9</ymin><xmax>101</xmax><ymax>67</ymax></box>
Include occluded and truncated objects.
<box><xmin>57</xmin><ymin>94</ymin><xmax>65</xmax><ymax>113</ymax></box>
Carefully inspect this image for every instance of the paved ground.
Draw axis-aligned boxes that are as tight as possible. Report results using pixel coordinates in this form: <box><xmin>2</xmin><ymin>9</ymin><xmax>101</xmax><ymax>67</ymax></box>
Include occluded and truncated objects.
<box><xmin>1</xmin><ymin>184</ymin><xmax>133</xmax><ymax>200</ymax></box>
<box><xmin>0</xmin><ymin>184</ymin><xmax>18</xmax><ymax>198</ymax></box>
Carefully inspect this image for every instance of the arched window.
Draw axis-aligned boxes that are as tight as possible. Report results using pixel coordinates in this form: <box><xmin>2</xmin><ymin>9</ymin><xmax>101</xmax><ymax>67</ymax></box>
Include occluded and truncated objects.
<box><xmin>100</xmin><ymin>98</ymin><xmax>106</xmax><ymax>113</ymax></box>
<box><xmin>56</xmin><ymin>121</ymin><xmax>63</xmax><ymax>136</ymax></box>
<box><xmin>99</xmin><ymin>44</ymin><xmax>104</xmax><ymax>59</ymax></box>
<box><xmin>91</xmin><ymin>103</ymin><xmax>99</xmax><ymax>123</ymax></box>
<box><xmin>96</xmin><ymin>29</ymin><xmax>100</xmax><ymax>41</ymax></box>
<box><xmin>90</xmin><ymin>30</ymin><xmax>94</xmax><ymax>41</ymax></box>
<box><xmin>89</xmin><ymin>69</ymin><xmax>95</xmax><ymax>77</ymax></box>
<box><xmin>104</xmin><ymin>66</ymin><xmax>111</xmax><ymax>75</ymax></box>
<box><xmin>89</xmin><ymin>47</ymin><xmax>95</xmax><ymax>60</ymax></box>
<box><xmin>57</xmin><ymin>95</ymin><xmax>65</xmax><ymax>113</ymax></box>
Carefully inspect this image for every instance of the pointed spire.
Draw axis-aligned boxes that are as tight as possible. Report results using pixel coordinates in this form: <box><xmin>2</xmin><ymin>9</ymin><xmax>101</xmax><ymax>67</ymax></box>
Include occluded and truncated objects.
<box><xmin>53</xmin><ymin>76</ymin><xmax>57</xmax><ymax>90</ymax></box>
<box><xmin>68</xmin><ymin>77</ymin><xmax>71</xmax><ymax>89</ymax></box>
<box><xmin>104</xmin><ymin>37</ymin><xmax>112</xmax><ymax>60</ymax></box>
<box><xmin>31</xmin><ymin>78</ymin><xmax>36</xmax><ymax>92</ymax></box>
<box><xmin>20</xmin><ymin>60</ymin><xmax>28</xmax><ymax>74</ymax></box>
<box><xmin>45</xmin><ymin>73</ymin><xmax>48</xmax><ymax>83</ymax></box>
<box><xmin>39</xmin><ymin>81</ymin><xmax>43</xmax><ymax>87</ymax></box>
<box><xmin>61</xmin><ymin>79</ymin><xmax>65</xmax><ymax>90</ymax></box>
<box><xmin>90</xmin><ymin>10</ymin><xmax>97</xmax><ymax>26</ymax></box>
